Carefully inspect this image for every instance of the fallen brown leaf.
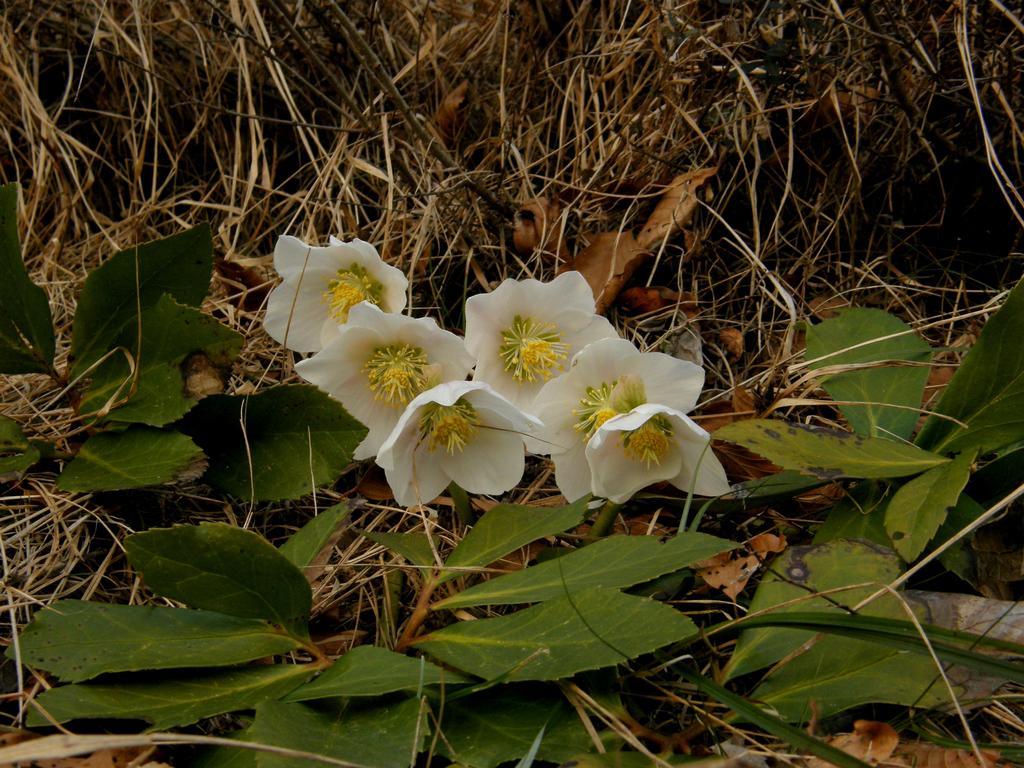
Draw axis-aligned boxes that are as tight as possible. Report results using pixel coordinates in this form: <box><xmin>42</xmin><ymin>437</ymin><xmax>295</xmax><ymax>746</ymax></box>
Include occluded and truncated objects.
<box><xmin>570</xmin><ymin>230</ymin><xmax>650</xmax><ymax>313</ymax></box>
<box><xmin>700</xmin><ymin>387</ymin><xmax>780</xmax><ymax>481</ymax></box>
<box><xmin>806</xmin><ymin>720</ymin><xmax>1006</xmax><ymax>768</ymax></box>
<box><xmin>923</xmin><ymin>365</ymin><xmax>956</xmax><ymax>407</ymax></box>
<box><xmin>807</xmin><ymin>720</ymin><xmax>899</xmax><ymax>768</ymax></box>
<box><xmin>35</xmin><ymin>748</ymin><xmax>152</xmax><ymax>767</ymax></box>
<box><xmin>810</xmin><ymin>84</ymin><xmax>881</xmax><ymax>129</ymax></box>
<box><xmin>719</xmin><ymin>327</ymin><xmax>745</xmax><ymax>360</ymax></box>
<box><xmin>897</xmin><ymin>742</ymin><xmax>1004</xmax><ymax>768</ymax></box>
<box><xmin>512</xmin><ymin>197</ymin><xmax>569</xmax><ymax>264</ymax></box>
<box><xmin>214</xmin><ymin>257</ymin><xmax>270</xmax><ymax>312</ymax></box>
<box><xmin>356</xmin><ymin>465</ymin><xmax>394</xmax><ymax>501</ymax></box>
<box><xmin>610</xmin><ymin>286</ymin><xmax>675</xmax><ymax>313</ymax></box>
<box><xmin>749</xmin><ymin>532</ymin><xmax>787</xmax><ymax>558</ymax></box>
<box><xmin>697</xmin><ymin>552</ymin><xmax>761</xmax><ymax>600</ymax></box>
<box><xmin>182</xmin><ymin>352</ymin><xmax>225</xmax><ymax>399</ymax></box>
<box><xmin>696</xmin><ymin>532</ymin><xmax>786</xmax><ymax>601</ymax></box>
<box><xmin>434</xmin><ymin>80</ymin><xmax>469</xmax><ymax>147</ymax></box>
<box><xmin>808</xmin><ymin>294</ymin><xmax>851</xmax><ymax>320</ymax></box>
<box><xmin>635</xmin><ymin>167</ymin><xmax>717</xmax><ymax>250</ymax></box>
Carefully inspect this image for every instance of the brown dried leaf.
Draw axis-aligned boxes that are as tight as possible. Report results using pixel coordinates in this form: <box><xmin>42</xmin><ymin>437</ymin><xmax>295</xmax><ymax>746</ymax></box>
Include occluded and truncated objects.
<box><xmin>811</xmin><ymin>85</ymin><xmax>881</xmax><ymax>129</ymax></box>
<box><xmin>182</xmin><ymin>352</ymin><xmax>225</xmax><ymax>399</ymax></box>
<box><xmin>923</xmin><ymin>365</ymin><xmax>956</xmax><ymax>407</ymax></box>
<box><xmin>35</xmin><ymin>748</ymin><xmax>152</xmax><ymax>768</ymax></box>
<box><xmin>897</xmin><ymin>743</ymin><xmax>1004</xmax><ymax>768</ymax></box>
<box><xmin>570</xmin><ymin>230</ymin><xmax>650</xmax><ymax>313</ymax></box>
<box><xmin>215</xmin><ymin>257</ymin><xmax>270</xmax><ymax>312</ymax></box>
<box><xmin>697</xmin><ymin>553</ymin><xmax>761</xmax><ymax>600</ymax></box>
<box><xmin>512</xmin><ymin>197</ymin><xmax>568</xmax><ymax>264</ymax></box>
<box><xmin>807</xmin><ymin>721</ymin><xmax>1007</xmax><ymax>768</ymax></box>
<box><xmin>356</xmin><ymin>465</ymin><xmax>394</xmax><ymax>501</ymax></box>
<box><xmin>696</xmin><ymin>533</ymin><xmax>786</xmax><ymax>600</ymax></box>
<box><xmin>434</xmin><ymin>80</ymin><xmax>469</xmax><ymax>147</ymax></box>
<box><xmin>749</xmin><ymin>532</ymin><xmax>787</xmax><ymax>558</ymax></box>
<box><xmin>808</xmin><ymin>294</ymin><xmax>852</xmax><ymax>320</ymax></box>
<box><xmin>635</xmin><ymin>167</ymin><xmax>717</xmax><ymax>250</ymax></box>
<box><xmin>719</xmin><ymin>327</ymin><xmax>745</xmax><ymax>360</ymax></box>
<box><xmin>617</xmin><ymin>287</ymin><xmax>697</xmax><ymax>317</ymax></box>
<box><xmin>807</xmin><ymin>720</ymin><xmax>900</xmax><ymax>768</ymax></box>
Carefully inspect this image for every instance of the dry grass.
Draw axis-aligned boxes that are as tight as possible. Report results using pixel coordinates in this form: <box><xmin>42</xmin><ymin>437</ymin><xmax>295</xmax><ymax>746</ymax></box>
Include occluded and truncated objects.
<box><xmin>1</xmin><ymin>0</ymin><xmax>1023</xmax><ymax>760</ymax></box>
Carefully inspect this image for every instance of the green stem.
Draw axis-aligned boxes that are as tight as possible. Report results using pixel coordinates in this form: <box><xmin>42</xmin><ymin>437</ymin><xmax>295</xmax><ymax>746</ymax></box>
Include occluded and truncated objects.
<box><xmin>587</xmin><ymin>501</ymin><xmax>622</xmax><ymax>541</ymax></box>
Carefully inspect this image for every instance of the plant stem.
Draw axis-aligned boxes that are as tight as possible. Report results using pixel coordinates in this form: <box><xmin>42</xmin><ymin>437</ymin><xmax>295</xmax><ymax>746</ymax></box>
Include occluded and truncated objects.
<box><xmin>587</xmin><ymin>501</ymin><xmax>622</xmax><ymax>541</ymax></box>
<box><xmin>394</xmin><ymin>574</ymin><xmax>439</xmax><ymax>652</ymax></box>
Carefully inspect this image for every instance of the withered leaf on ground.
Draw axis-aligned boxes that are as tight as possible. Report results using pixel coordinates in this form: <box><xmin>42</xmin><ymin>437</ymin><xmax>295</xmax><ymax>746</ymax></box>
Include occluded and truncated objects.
<box><xmin>569</xmin><ymin>230</ymin><xmax>650</xmax><ymax>313</ymax></box>
<box><xmin>696</xmin><ymin>532</ymin><xmax>786</xmax><ymax>600</ymax></box>
<box><xmin>806</xmin><ymin>720</ymin><xmax>899</xmax><ymax>768</ymax></box>
<box><xmin>616</xmin><ymin>287</ymin><xmax>696</xmax><ymax>316</ymax></box>
<box><xmin>635</xmin><ymin>167</ymin><xmax>717</xmax><ymax>250</ymax></box>
<box><xmin>512</xmin><ymin>197</ymin><xmax>569</xmax><ymax>264</ymax></box>
<box><xmin>719</xmin><ymin>327</ymin><xmax>745</xmax><ymax>360</ymax></box>
<box><xmin>806</xmin><ymin>719</ymin><xmax>1006</xmax><ymax>768</ymax></box>
<box><xmin>434</xmin><ymin>80</ymin><xmax>469</xmax><ymax>147</ymax></box>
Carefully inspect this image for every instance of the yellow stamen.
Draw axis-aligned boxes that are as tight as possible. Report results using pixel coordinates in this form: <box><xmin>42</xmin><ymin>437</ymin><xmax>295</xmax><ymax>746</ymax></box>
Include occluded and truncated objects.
<box><xmin>420</xmin><ymin>399</ymin><xmax>479</xmax><ymax>454</ymax></box>
<box><xmin>623</xmin><ymin>416</ymin><xmax>673</xmax><ymax>467</ymax></box>
<box><xmin>363</xmin><ymin>344</ymin><xmax>429</xmax><ymax>406</ymax></box>
<box><xmin>499</xmin><ymin>315</ymin><xmax>569</xmax><ymax>382</ymax></box>
<box><xmin>574</xmin><ymin>382</ymin><xmax>617</xmax><ymax>440</ymax></box>
<box><xmin>323</xmin><ymin>263</ymin><xmax>384</xmax><ymax>322</ymax></box>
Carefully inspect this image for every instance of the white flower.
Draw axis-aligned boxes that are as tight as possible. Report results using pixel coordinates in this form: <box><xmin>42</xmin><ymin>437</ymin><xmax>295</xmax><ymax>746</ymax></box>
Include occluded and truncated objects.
<box><xmin>464</xmin><ymin>271</ymin><xmax>617</xmax><ymax>412</ymax></box>
<box><xmin>587</xmin><ymin>403</ymin><xmax>731</xmax><ymax>504</ymax></box>
<box><xmin>295</xmin><ymin>303</ymin><xmax>474</xmax><ymax>460</ymax></box>
<box><xmin>533</xmin><ymin>337</ymin><xmax>720</xmax><ymax>501</ymax></box>
<box><xmin>264</xmin><ymin>235</ymin><xmax>408</xmax><ymax>353</ymax></box>
<box><xmin>376</xmin><ymin>381</ymin><xmax>541</xmax><ymax>507</ymax></box>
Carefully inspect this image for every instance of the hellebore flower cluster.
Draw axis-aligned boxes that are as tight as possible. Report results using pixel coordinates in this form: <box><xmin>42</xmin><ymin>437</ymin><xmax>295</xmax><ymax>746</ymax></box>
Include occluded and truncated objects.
<box><xmin>265</xmin><ymin>235</ymin><xmax>730</xmax><ymax>507</ymax></box>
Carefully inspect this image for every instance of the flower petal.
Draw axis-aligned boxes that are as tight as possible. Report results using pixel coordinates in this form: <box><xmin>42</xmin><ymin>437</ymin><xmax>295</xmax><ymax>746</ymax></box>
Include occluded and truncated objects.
<box><xmin>663</xmin><ymin>413</ymin><xmax>732</xmax><ymax>497</ymax></box>
<box><xmin>263</xmin><ymin>266</ymin><xmax>338</xmax><ymax>353</ymax></box>
<box><xmin>439</xmin><ymin>427</ymin><xmax>526</xmax><ymax>496</ymax></box>
<box><xmin>587</xmin><ymin>405</ymin><xmax>685</xmax><ymax>504</ymax></box>
<box><xmin>552</xmin><ymin>442</ymin><xmax>592</xmax><ymax>502</ymax></box>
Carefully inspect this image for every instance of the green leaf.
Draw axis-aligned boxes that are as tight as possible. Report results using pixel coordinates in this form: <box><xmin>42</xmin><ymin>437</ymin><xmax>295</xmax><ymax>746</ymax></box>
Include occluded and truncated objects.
<box><xmin>0</xmin><ymin>415</ymin><xmax>41</xmax><ymax>480</ymax></box>
<box><xmin>676</xmin><ymin>666</ymin><xmax>873</xmax><ymax>768</ymax></box>
<box><xmin>193</xmin><ymin>730</ymin><xmax>257</xmax><ymax>768</ymax></box>
<box><xmin>813</xmin><ymin>481</ymin><xmax>891</xmax><ymax>546</ymax></box>
<box><xmin>806</xmin><ymin>308</ymin><xmax>931</xmax><ymax>440</ymax></box>
<box><xmin>884</xmin><ymin>449</ymin><xmax>976</xmax><ymax>560</ymax></box>
<box><xmin>0</xmin><ymin>183</ymin><xmax>54</xmax><ymax>373</ymax></box>
<box><xmin>417</xmin><ymin>588</ymin><xmax>696</xmax><ymax>681</ymax></box>
<box><xmin>26</xmin><ymin>664</ymin><xmax>312</xmax><ymax>730</ymax></box>
<box><xmin>701</xmin><ymin>471</ymin><xmax>826</xmax><ymax>515</ymax></box>
<box><xmin>14</xmin><ymin>600</ymin><xmax>301</xmax><ymax>682</ymax></box>
<box><xmin>715</xmin><ymin>419</ymin><xmax>948</xmax><ymax>480</ymax></box>
<box><xmin>56</xmin><ymin>427</ymin><xmax>205</xmax><ymax>492</ymax></box>
<box><xmin>125</xmin><ymin>523</ymin><xmax>312</xmax><ymax>631</ymax></box>
<box><xmin>69</xmin><ymin>224</ymin><xmax>213</xmax><ymax>377</ymax></box>
<box><xmin>724</xmin><ymin>539</ymin><xmax>903</xmax><ymax>680</ymax></box>
<box><xmin>181</xmin><ymin>386</ymin><xmax>367</xmax><ymax>501</ymax></box>
<box><xmin>440</xmin><ymin>497</ymin><xmax>590</xmax><ymax>583</ymax></box>
<box><xmin>933</xmin><ymin>494</ymin><xmax>985</xmax><ymax>582</ymax></box>
<box><xmin>750</xmin><ymin>623</ymin><xmax>963</xmax><ymax>722</ymax></box>
<box><xmin>731</xmin><ymin>612</ymin><xmax>1024</xmax><ymax>681</ymax></box>
<box><xmin>79</xmin><ymin>295</ymin><xmax>242</xmax><ymax>426</ymax></box>
<box><xmin>741</xmin><ymin>585</ymin><xmax>1014</xmax><ymax>722</ymax></box>
<box><xmin>279</xmin><ymin>503</ymin><xmax>351</xmax><ymax>570</ymax></box>
<box><xmin>437</xmin><ymin>687</ymin><xmax>595</xmax><ymax>768</ymax></box>
<box><xmin>249</xmin><ymin>698</ymin><xmax>425</xmax><ymax>768</ymax></box>
<box><xmin>917</xmin><ymin>279</ymin><xmax>1024</xmax><ymax>455</ymax></box>
<box><xmin>363</xmin><ymin>531</ymin><xmax>437</xmax><ymax>568</ymax></box>
<box><xmin>436</xmin><ymin>532</ymin><xmax>735</xmax><ymax>609</ymax></box>
<box><xmin>284</xmin><ymin>645</ymin><xmax>470</xmax><ymax>701</ymax></box>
